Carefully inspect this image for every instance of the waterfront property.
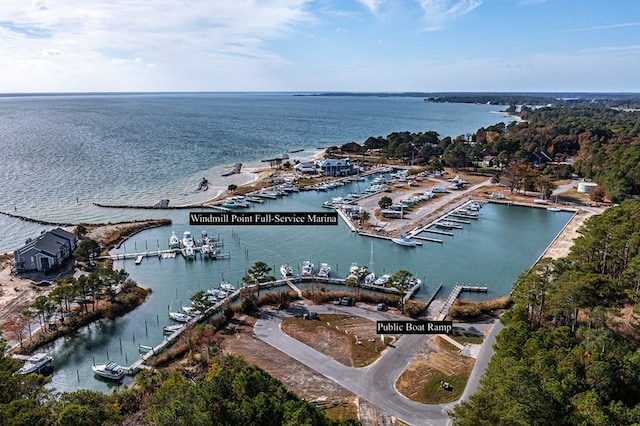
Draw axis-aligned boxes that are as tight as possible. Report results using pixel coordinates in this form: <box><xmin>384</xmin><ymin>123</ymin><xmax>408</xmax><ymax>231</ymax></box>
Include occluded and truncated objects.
<box><xmin>12</xmin><ymin>228</ymin><xmax>77</xmax><ymax>273</ymax></box>
<box><xmin>320</xmin><ymin>158</ymin><xmax>358</xmax><ymax>177</ymax></box>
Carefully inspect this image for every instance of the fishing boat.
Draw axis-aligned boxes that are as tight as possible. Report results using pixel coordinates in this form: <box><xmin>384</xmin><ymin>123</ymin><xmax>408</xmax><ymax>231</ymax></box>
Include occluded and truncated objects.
<box><xmin>301</xmin><ymin>260</ymin><xmax>315</xmax><ymax>277</ymax></box>
<box><xmin>92</xmin><ymin>361</ymin><xmax>126</xmax><ymax>381</ymax></box>
<box><xmin>280</xmin><ymin>264</ymin><xmax>294</xmax><ymax>278</ymax></box>
<box><xmin>317</xmin><ymin>263</ymin><xmax>331</xmax><ymax>278</ymax></box>
<box><xmin>169</xmin><ymin>311</ymin><xmax>190</xmax><ymax>322</ymax></box>
<box><xmin>16</xmin><ymin>353</ymin><xmax>54</xmax><ymax>375</ymax></box>
<box><xmin>391</xmin><ymin>235</ymin><xmax>419</xmax><ymax>247</ymax></box>
<box><xmin>168</xmin><ymin>232</ymin><xmax>180</xmax><ymax>249</ymax></box>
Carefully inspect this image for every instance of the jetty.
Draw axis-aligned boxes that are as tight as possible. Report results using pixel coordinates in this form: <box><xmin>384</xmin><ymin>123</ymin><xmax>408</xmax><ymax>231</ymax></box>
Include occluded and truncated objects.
<box><xmin>437</xmin><ymin>284</ymin><xmax>488</xmax><ymax>320</ymax></box>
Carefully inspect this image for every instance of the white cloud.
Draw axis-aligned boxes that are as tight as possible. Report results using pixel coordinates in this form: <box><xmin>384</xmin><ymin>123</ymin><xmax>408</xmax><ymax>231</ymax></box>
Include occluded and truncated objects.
<box><xmin>417</xmin><ymin>0</ymin><xmax>482</xmax><ymax>31</ymax></box>
<box><xmin>356</xmin><ymin>0</ymin><xmax>385</xmax><ymax>14</ymax></box>
<box><xmin>0</xmin><ymin>0</ymin><xmax>314</xmax><ymax>92</ymax></box>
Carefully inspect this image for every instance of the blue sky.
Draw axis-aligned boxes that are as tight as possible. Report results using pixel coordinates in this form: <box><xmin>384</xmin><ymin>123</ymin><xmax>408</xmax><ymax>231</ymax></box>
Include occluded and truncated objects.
<box><xmin>0</xmin><ymin>0</ymin><xmax>638</xmax><ymax>93</ymax></box>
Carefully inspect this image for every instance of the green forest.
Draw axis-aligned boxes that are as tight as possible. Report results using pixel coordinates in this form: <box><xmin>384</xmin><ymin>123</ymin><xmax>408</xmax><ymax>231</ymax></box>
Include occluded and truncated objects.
<box><xmin>0</xmin><ymin>349</ymin><xmax>358</xmax><ymax>426</ymax></box>
<box><xmin>451</xmin><ymin>199</ymin><xmax>640</xmax><ymax>425</ymax></box>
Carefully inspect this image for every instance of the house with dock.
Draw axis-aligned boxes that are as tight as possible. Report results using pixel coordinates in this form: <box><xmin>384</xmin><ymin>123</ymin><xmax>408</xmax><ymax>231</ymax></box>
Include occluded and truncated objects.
<box><xmin>13</xmin><ymin>228</ymin><xmax>78</xmax><ymax>273</ymax></box>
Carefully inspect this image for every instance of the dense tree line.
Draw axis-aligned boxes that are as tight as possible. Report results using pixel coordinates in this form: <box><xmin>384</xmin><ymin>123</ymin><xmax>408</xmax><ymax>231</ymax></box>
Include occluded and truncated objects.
<box><xmin>451</xmin><ymin>200</ymin><xmax>640</xmax><ymax>425</ymax></box>
<box><xmin>361</xmin><ymin>104</ymin><xmax>640</xmax><ymax>202</ymax></box>
<box><xmin>0</xmin><ymin>347</ymin><xmax>358</xmax><ymax>425</ymax></box>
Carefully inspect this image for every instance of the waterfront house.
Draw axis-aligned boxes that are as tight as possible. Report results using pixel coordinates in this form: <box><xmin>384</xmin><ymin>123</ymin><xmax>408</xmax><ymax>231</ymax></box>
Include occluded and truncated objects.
<box><xmin>294</xmin><ymin>162</ymin><xmax>317</xmax><ymax>175</ymax></box>
<box><xmin>13</xmin><ymin>228</ymin><xmax>78</xmax><ymax>273</ymax></box>
<box><xmin>320</xmin><ymin>158</ymin><xmax>358</xmax><ymax>177</ymax></box>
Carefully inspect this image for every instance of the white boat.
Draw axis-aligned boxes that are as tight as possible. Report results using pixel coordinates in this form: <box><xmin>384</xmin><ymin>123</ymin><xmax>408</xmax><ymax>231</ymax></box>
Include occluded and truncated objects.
<box><xmin>301</xmin><ymin>260</ymin><xmax>314</xmax><ymax>277</ymax></box>
<box><xmin>547</xmin><ymin>206</ymin><xmax>561</xmax><ymax>212</ymax></box>
<box><xmin>219</xmin><ymin>282</ymin><xmax>235</xmax><ymax>292</ymax></box>
<box><xmin>317</xmin><ymin>263</ymin><xmax>331</xmax><ymax>278</ymax></box>
<box><xmin>436</xmin><ymin>221</ymin><xmax>457</xmax><ymax>229</ymax></box>
<box><xmin>374</xmin><ymin>274</ymin><xmax>390</xmax><ymax>286</ymax></box>
<box><xmin>16</xmin><ymin>353</ymin><xmax>53</xmax><ymax>375</ymax></box>
<box><xmin>217</xmin><ymin>291</ymin><xmax>227</xmax><ymax>300</ymax></box>
<box><xmin>364</xmin><ymin>272</ymin><xmax>376</xmax><ymax>285</ymax></box>
<box><xmin>391</xmin><ymin>235</ymin><xmax>419</xmax><ymax>247</ymax></box>
<box><xmin>163</xmin><ymin>324</ymin><xmax>184</xmax><ymax>334</ymax></box>
<box><xmin>534</xmin><ymin>199</ymin><xmax>548</xmax><ymax>205</ymax></box>
<box><xmin>168</xmin><ymin>231</ymin><xmax>180</xmax><ymax>249</ymax></box>
<box><xmin>222</xmin><ymin>196</ymin><xmax>250</xmax><ymax>209</ymax></box>
<box><xmin>184</xmin><ymin>246</ymin><xmax>195</xmax><ymax>259</ymax></box>
<box><xmin>280</xmin><ymin>264</ymin><xmax>294</xmax><ymax>278</ymax></box>
<box><xmin>201</xmin><ymin>243</ymin><xmax>211</xmax><ymax>256</ymax></box>
<box><xmin>92</xmin><ymin>361</ymin><xmax>126</xmax><ymax>381</ymax></box>
<box><xmin>181</xmin><ymin>306</ymin><xmax>201</xmax><ymax>316</ymax></box>
<box><xmin>182</xmin><ymin>231</ymin><xmax>194</xmax><ymax>248</ymax></box>
<box><xmin>169</xmin><ymin>311</ymin><xmax>190</xmax><ymax>322</ymax></box>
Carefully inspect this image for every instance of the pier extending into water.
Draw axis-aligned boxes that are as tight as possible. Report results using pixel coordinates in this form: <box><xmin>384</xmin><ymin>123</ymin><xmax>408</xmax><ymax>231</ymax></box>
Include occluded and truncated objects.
<box><xmin>436</xmin><ymin>284</ymin><xmax>488</xmax><ymax>320</ymax></box>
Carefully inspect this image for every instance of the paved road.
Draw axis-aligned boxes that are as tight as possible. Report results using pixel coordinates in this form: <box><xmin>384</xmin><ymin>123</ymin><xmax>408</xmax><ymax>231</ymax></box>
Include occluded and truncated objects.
<box><xmin>254</xmin><ymin>304</ymin><xmax>499</xmax><ymax>426</ymax></box>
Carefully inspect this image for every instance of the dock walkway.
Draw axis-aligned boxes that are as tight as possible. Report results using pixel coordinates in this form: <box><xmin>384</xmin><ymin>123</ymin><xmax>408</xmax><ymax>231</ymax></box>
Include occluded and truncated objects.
<box><xmin>437</xmin><ymin>284</ymin><xmax>488</xmax><ymax>320</ymax></box>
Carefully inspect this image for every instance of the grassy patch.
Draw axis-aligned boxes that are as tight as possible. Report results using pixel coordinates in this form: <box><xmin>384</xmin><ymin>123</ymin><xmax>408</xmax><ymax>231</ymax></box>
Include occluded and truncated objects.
<box><xmin>450</xmin><ymin>331</ymin><xmax>483</xmax><ymax>345</ymax></box>
<box><xmin>421</xmin><ymin>371</ymin><xmax>469</xmax><ymax>404</ymax></box>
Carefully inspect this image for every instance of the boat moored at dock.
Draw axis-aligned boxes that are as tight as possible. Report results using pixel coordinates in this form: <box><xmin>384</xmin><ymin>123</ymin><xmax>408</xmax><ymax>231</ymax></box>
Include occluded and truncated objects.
<box><xmin>16</xmin><ymin>353</ymin><xmax>54</xmax><ymax>375</ymax></box>
<box><xmin>92</xmin><ymin>361</ymin><xmax>126</xmax><ymax>381</ymax></box>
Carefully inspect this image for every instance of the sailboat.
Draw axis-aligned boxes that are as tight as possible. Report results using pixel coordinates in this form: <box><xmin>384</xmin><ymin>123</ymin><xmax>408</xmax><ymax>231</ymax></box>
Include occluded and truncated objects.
<box><xmin>364</xmin><ymin>242</ymin><xmax>376</xmax><ymax>285</ymax></box>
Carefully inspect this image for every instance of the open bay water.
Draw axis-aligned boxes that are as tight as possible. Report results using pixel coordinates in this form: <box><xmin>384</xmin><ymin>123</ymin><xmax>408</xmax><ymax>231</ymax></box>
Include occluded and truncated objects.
<box><xmin>0</xmin><ymin>93</ymin><xmax>574</xmax><ymax>393</ymax></box>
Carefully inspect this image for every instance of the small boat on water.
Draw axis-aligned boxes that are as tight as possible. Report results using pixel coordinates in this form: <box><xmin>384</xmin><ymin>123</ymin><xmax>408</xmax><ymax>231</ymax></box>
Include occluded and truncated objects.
<box><xmin>219</xmin><ymin>282</ymin><xmax>235</xmax><ymax>292</ymax></box>
<box><xmin>391</xmin><ymin>235</ymin><xmax>419</xmax><ymax>247</ymax></box>
<box><xmin>182</xmin><ymin>231</ymin><xmax>194</xmax><ymax>248</ymax></box>
<box><xmin>245</xmin><ymin>196</ymin><xmax>264</xmax><ymax>203</ymax></box>
<box><xmin>169</xmin><ymin>311</ymin><xmax>191</xmax><ymax>322</ymax></box>
<box><xmin>280</xmin><ymin>264</ymin><xmax>294</xmax><ymax>278</ymax></box>
<box><xmin>181</xmin><ymin>306</ymin><xmax>202</xmax><ymax>316</ymax></box>
<box><xmin>301</xmin><ymin>260</ymin><xmax>315</xmax><ymax>277</ymax></box>
<box><xmin>163</xmin><ymin>324</ymin><xmax>184</xmax><ymax>334</ymax></box>
<box><xmin>92</xmin><ymin>361</ymin><xmax>126</xmax><ymax>381</ymax></box>
<box><xmin>374</xmin><ymin>274</ymin><xmax>390</xmax><ymax>286</ymax></box>
<box><xmin>436</xmin><ymin>221</ymin><xmax>457</xmax><ymax>229</ymax></box>
<box><xmin>317</xmin><ymin>263</ymin><xmax>331</xmax><ymax>278</ymax></box>
<box><xmin>168</xmin><ymin>232</ymin><xmax>180</xmax><ymax>249</ymax></box>
<box><xmin>364</xmin><ymin>272</ymin><xmax>376</xmax><ymax>285</ymax></box>
<box><xmin>547</xmin><ymin>206</ymin><xmax>561</xmax><ymax>212</ymax></box>
<box><xmin>16</xmin><ymin>353</ymin><xmax>54</xmax><ymax>375</ymax></box>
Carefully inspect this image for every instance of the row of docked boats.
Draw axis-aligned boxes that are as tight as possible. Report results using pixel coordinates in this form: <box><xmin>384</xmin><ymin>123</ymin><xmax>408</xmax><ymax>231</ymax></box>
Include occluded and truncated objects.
<box><xmin>15</xmin><ymin>352</ymin><xmax>128</xmax><ymax>382</ymax></box>
<box><xmin>169</xmin><ymin>230</ymin><xmax>219</xmax><ymax>260</ymax></box>
<box><xmin>168</xmin><ymin>281</ymin><xmax>237</xmax><ymax>323</ymax></box>
<box><xmin>280</xmin><ymin>261</ymin><xmax>331</xmax><ymax>279</ymax></box>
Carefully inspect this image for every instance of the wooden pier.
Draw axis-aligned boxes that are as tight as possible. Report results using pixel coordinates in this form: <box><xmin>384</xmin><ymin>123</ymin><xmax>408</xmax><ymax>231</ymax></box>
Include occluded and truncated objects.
<box><xmin>437</xmin><ymin>284</ymin><xmax>488</xmax><ymax>320</ymax></box>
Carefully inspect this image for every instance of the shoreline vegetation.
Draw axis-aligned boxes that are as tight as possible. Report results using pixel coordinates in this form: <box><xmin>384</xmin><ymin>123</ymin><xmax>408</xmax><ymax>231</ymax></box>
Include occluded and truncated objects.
<box><xmin>4</xmin><ymin>98</ymin><xmax>640</xmax><ymax>424</ymax></box>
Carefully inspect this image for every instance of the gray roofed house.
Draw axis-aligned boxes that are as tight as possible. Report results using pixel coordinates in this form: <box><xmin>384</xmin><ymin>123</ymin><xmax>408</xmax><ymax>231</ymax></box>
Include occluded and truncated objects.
<box><xmin>294</xmin><ymin>161</ymin><xmax>317</xmax><ymax>175</ymax></box>
<box><xmin>320</xmin><ymin>158</ymin><xmax>358</xmax><ymax>177</ymax></box>
<box><xmin>13</xmin><ymin>228</ymin><xmax>78</xmax><ymax>273</ymax></box>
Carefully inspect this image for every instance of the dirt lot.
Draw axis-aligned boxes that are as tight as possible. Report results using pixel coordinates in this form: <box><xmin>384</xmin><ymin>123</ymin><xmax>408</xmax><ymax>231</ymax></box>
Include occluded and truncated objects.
<box><xmin>220</xmin><ymin>314</ymin><xmax>361</xmax><ymax>419</ymax></box>
<box><xmin>396</xmin><ymin>336</ymin><xmax>474</xmax><ymax>404</ymax></box>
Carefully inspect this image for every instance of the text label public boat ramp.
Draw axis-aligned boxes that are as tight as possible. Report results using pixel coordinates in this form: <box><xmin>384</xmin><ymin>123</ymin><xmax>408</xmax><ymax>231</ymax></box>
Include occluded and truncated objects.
<box><xmin>190</xmin><ymin>212</ymin><xmax>339</xmax><ymax>226</ymax></box>
<box><xmin>376</xmin><ymin>320</ymin><xmax>454</xmax><ymax>334</ymax></box>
